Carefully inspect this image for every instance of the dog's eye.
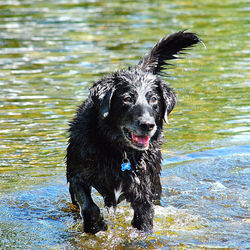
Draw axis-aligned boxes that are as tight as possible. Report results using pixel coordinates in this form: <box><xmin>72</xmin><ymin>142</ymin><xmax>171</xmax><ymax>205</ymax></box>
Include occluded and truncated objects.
<box><xmin>124</xmin><ymin>96</ymin><xmax>133</xmax><ymax>103</ymax></box>
<box><xmin>150</xmin><ymin>96</ymin><xmax>158</xmax><ymax>104</ymax></box>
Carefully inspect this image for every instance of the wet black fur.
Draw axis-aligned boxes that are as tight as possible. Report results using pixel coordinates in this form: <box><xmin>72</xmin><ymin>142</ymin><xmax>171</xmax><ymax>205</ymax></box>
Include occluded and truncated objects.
<box><xmin>66</xmin><ymin>31</ymin><xmax>200</xmax><ymax>234</ymax></box>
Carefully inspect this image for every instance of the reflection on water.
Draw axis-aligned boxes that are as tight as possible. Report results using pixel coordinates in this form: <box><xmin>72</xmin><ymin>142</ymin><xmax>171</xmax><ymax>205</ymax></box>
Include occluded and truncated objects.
<box><xmin>162</xmin><ymin>145</ymin><xmax>250</xmax><ymax>165</ymax></box>
<box><xmin>0</xmin><ymin>147</ymin><xmax>249</xmax><ymax>248</ymax></box>
<box><xmin>0</xmin><ymin>0</ymin><xmax>249</xmax><ymax>248</ymax></box>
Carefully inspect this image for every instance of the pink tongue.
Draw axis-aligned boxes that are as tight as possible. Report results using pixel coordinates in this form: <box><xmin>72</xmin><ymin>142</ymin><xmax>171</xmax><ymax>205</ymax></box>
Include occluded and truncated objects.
<box><xmin>131</xmin><ymin>134</ymin><xmax>150</xmax><ymax>147</ymax></box>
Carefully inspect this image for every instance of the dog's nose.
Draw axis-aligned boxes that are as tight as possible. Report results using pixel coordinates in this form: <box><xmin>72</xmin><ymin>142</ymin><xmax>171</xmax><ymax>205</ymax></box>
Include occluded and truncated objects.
<box><xmin>139</xmin><ymin>120</ymin><xmax>155</xmax><ymax>132</ymax></box>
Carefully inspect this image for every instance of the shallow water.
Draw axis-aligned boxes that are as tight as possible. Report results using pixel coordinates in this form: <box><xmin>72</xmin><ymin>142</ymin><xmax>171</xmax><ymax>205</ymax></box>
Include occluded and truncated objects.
<box><xmin>0</xmin><ymin>0</ymin><xmax>249</xmax><ymax>248</ymax></box>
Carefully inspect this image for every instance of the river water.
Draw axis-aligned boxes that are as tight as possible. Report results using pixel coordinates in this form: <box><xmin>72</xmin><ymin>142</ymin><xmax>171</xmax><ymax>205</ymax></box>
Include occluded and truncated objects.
<box><xmin>0</xmin><ymin>0</ymin><xmax>249</xmax><ymax>248</ymax></box>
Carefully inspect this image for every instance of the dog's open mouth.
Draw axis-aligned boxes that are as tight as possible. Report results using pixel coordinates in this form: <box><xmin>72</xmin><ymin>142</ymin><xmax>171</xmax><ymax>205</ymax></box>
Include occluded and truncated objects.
<box><xmin>122</xmin><ymin>127</ymin><xmax>150</xmax><ymax>149</ymax></box>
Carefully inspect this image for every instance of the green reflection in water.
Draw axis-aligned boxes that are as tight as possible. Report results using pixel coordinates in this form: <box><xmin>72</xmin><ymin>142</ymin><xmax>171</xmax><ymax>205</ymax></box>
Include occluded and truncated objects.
<box><xmin>0</xmin><ymin>0</ymin><xmax>249</xmax><ymax>248</ymax></box>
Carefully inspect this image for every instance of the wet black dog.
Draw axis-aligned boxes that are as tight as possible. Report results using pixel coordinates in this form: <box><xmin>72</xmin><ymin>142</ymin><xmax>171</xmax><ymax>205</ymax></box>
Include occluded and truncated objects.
<box><xmin>66</xmin><ymin>31</ymin><xmax>200</xmax><ymax>234</ymax></box>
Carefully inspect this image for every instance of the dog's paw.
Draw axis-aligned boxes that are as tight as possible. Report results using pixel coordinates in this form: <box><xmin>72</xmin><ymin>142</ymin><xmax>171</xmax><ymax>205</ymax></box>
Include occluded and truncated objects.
<box><xmin>82</xmin><ymin>206</ymin><xmax>108</xmax><ymax>234</ymax></box>
<box><xmin>83</xmin><ymin>217</ymin><xmax>108</xmax><ymax>234</ymax></box>
<box><xmin>131</xmin><ymin>212</ymin><xmax>153</xmax><ymax>233</ymax></box>
<box><xmin>131</xmin><ymin>219</ymin><xmax>153</xmax><ymax>233</ymax></box>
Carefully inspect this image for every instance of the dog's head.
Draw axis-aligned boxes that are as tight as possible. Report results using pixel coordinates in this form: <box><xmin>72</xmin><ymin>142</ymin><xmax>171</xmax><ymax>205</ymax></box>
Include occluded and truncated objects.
<box><xmin>90</xmin><ymin>31</ymin><xmax>200</xmax><ymax>150</ymax></box>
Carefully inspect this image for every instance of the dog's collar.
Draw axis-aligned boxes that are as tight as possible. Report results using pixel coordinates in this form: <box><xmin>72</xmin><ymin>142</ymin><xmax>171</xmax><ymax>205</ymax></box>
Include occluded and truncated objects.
<box><xmin>121</xmin><ymin>151</ymin><xmax>131</xmax><ymax>171</ymax></box>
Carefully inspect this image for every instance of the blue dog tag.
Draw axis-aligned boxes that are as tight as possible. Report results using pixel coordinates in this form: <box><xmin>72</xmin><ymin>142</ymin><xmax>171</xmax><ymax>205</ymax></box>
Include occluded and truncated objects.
<box><xmin>121</xmin><ymin>160</ymin><xmax>131</xmax><ymax>171</ymax></box>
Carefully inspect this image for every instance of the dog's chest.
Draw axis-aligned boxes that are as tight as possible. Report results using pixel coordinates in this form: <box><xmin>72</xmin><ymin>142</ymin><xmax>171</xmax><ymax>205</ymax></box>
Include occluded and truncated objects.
<box><xmin>114</xmin><ymin>184</ymin><xmax>123</xmax><ymax>203</ymax></box>
<box><xmin>113</xmin><ymin>172</ymin><xmax>142</xmax><ymax>204</ymax></box>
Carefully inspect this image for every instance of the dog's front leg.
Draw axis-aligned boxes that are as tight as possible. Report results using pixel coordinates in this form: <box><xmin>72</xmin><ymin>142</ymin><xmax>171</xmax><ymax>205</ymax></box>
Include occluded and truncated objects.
<box><xmin>69</xmin><ymin>174</ymin><xmax>107</xmax><ymax>234</ymax></box>
<box><xmin>131</xmin><ymin>200</ymin><xmax>154</xmax><ymax>232</ymax></box>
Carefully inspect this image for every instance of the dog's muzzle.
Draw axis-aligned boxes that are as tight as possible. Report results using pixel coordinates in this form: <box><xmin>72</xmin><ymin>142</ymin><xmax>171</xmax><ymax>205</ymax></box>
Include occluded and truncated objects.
<box><xmin>121</xmin><ymin>122</ymin><xmax>156</xmax><ymax>150</ymax></box>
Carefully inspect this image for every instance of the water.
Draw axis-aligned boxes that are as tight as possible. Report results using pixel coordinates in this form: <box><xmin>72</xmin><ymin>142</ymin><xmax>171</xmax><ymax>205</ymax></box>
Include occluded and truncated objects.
<box><xmin>0</xmin><ymin>0</ymin><xmax>249</xmax><ymax>248</ymax></box>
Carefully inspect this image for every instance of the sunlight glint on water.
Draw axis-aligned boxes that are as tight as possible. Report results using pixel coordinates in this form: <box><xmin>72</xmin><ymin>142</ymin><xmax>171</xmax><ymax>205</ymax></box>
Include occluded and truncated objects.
<box><xmin>0</xmin><ymin>0</ymin><xmax>249</xmax><ymax>248</ymax></box>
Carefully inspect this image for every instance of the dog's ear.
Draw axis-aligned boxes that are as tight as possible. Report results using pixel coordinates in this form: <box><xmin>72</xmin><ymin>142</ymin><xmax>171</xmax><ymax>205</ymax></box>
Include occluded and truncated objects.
<box><xmin>90</xmin><ymin>79</ymin><xmax>116</xmax><ymax>118</ymax></box>
<box><xmin>137</xmin><ymin>31</ymin><xmax>200</xmax><ymax>75</ymax></box>
<box><xmin>159</xmin><ymin>83</ymin><xmax>177</xmax><ymax>123</ymax></box>
<box><xmin>99</xmin><ymin>87</ymin><xmax>115</xmax><ymax>118</ymax></box>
